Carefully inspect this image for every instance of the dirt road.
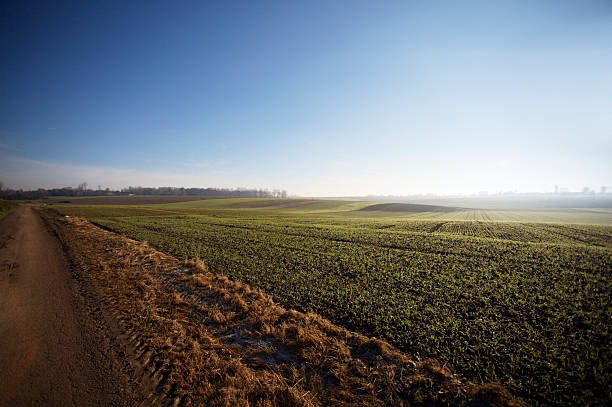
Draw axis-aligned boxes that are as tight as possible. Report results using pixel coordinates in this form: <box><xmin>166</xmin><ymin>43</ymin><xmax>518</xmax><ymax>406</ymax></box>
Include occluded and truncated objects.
<box><xmin>0</xmin><ymin>208</ymin><xmax>142</xmax><ymax>406</ymax></box>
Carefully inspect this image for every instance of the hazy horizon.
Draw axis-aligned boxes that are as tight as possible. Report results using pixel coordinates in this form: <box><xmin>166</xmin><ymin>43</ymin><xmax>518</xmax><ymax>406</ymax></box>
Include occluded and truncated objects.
<box><xmin>1</xmin><ymin>1</ymin><xmax>611</xmax><ymax>196</ymax></box>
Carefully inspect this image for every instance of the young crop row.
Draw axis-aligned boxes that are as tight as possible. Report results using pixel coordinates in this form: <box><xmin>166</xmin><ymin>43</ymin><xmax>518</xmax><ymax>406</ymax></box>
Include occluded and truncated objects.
<box><xmin>78</xmin><ymin>211</ymin><xmax>612</xmax><ymax>407</ymax></box>
<box><xmin>357</xmin><ymin>220</ymin><xmax>612</xmax><ymax>248</ymax></box>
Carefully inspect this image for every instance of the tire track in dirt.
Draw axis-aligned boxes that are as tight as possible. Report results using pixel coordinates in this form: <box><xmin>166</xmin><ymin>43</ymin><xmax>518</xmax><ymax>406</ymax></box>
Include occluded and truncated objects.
<box><xmin>0</xmin><ymin>208</ymin><xmax>159</xmax><ymax>406</ymax></box>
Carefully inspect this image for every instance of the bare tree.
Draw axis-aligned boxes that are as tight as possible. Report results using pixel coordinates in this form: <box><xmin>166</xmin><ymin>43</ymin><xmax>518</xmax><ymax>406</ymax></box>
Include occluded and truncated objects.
<box><xmin>0</xmin><ymin>181</ymin><xmax>3</xmax><ymax>191</ymax></box>
<box><xmin>77</xmin><ymin>182</ymin><xmax>88</xmax><ymax>195</ymax></box>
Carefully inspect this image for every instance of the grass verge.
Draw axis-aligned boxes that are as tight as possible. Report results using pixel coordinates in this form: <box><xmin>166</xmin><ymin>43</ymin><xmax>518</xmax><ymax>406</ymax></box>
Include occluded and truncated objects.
<box><xmin>0</xmin><ymin>200</ymin><xmax>20</xmax><ymax>220</ymax></box>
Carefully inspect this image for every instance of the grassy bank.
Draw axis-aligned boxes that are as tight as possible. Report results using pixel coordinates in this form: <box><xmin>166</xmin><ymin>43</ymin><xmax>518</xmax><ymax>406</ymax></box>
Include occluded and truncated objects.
<box><xmin>0</xmin><ymin>200</ymin><xmax>20</xmax><ymax>220</ymax></box>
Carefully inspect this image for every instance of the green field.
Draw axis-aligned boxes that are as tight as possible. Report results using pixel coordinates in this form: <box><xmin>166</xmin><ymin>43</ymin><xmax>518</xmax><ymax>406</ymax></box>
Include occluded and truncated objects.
<box><xmin>52</xmin><ymin>196</ymin><xmax>612</xmax><ymax>223</ymax></box>
<box><xmin>54</xmin><ymin>198</ymin><xmax>612</xmax><ymax>406</ymax></box>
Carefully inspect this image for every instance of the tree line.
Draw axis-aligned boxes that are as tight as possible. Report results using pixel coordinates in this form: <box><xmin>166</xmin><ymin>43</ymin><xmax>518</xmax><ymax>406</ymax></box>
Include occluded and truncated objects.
<box><xmin>0</xmin><ymin>182</ymin><xmax>288</xmax><ymax>200</ymax></box>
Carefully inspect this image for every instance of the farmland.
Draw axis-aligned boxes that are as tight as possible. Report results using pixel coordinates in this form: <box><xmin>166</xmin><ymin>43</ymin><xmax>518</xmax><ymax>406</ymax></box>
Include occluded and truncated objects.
<box><xmin>55</xmin><ymin>198</ymin><xmax>612</xmax><ymax>406</ymax></box>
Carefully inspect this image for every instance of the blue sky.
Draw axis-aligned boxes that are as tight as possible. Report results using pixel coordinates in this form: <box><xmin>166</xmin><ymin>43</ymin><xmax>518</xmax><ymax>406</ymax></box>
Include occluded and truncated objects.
<box><xmin>1</xmin><ymin>1</ymin><xmax>610</xmax><ymax>195</ymax></box>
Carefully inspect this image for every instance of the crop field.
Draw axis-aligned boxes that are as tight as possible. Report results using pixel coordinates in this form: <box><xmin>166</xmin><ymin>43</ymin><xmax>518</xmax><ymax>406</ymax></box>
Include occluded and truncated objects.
<box><xmin>55</xmin><ymin>198</ymin><xmax>612</xmax><ymax>406</ymax></box>
<box><xmin>53</xmin><ymin>196</ymin><xmax>612</xmax><ymax>224</ymax></box>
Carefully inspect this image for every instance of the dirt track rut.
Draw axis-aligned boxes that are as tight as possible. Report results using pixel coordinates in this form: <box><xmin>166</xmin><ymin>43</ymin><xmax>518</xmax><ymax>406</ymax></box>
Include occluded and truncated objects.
<box><xmin>0</xmin><ymin>208</ymin><xmax>143</xmax><ymax>406</ymax></box>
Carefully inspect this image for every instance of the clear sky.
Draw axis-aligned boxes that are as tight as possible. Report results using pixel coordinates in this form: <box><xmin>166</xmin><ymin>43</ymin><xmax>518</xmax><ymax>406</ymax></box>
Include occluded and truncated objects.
<box><xmin>1</xmin><ymin>1</ymin><xmax>610</xmax><ymax>196</ymax></box>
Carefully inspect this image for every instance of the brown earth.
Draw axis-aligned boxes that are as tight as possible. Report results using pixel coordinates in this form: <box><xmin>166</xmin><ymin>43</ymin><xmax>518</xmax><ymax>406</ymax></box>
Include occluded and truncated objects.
<box><xmin>0</xmin><ymin>208</ymin><xmax>159</xmax><ymax>406</ymax></box>
<box><xmin>358</xmin><ymin>203</ymin><xmax>464</xmax><ymax>212</ymax></box>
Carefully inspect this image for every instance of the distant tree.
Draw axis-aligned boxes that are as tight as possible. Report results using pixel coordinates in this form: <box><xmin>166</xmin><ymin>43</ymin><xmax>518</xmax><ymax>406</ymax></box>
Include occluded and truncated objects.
<box><xmin>0</xmin><ymin>184</ymin><xmax>288</xmax><ymax>200</ymax></box>
<box><xmin>0</xmin><ymin>181</ymin><xmax>3</xmax><ymax>191</ymax></box>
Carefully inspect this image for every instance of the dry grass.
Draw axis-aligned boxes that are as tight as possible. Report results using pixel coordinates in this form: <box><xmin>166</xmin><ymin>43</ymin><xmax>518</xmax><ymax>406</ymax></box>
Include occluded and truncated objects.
<box><xmin>42</xmin><ymin>209</ymin><xmax>522</xmax><ymax>407</ymax></box>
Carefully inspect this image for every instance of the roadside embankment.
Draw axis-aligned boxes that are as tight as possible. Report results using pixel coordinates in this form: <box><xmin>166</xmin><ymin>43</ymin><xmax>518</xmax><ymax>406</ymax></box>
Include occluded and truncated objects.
<box><xmin>0</xmin><ymin>199</ymin><xmax>20</xmax><ymax>220</ymax></box>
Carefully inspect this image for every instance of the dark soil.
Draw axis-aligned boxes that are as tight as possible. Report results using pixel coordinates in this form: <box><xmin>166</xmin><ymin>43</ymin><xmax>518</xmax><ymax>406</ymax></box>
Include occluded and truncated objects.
<box><xmin>359</xmin><ymin>203</ymin><xmax>463</xmax><ymax>212</ymax></box>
